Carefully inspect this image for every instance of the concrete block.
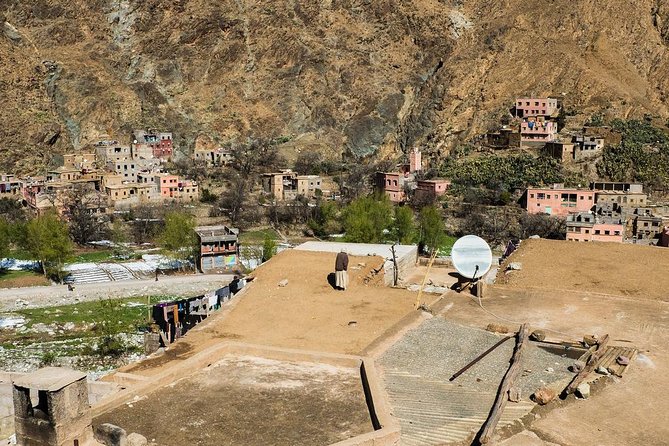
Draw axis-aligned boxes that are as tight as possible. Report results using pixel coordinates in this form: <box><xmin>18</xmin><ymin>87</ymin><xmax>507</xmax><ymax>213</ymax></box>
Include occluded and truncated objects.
<box><xmin>576</xmin><ymin>383</ymin><xmax>590</xmax><ymax>399</ymax></box>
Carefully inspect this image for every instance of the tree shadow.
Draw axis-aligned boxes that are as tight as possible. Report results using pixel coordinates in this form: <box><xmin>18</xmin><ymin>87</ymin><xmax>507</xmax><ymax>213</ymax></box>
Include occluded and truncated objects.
<box><xmin>327</xmin><ymin>273</ymin><xmax>338</xmax><ymax>290</ymax></box>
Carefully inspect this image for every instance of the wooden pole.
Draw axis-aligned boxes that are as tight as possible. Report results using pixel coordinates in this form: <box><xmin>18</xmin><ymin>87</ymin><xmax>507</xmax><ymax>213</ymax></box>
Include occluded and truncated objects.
<box><xmin>562</xmin><ymin>334</ymin><xmax>609</xmax><ymax>397</ymax></box>
<box><xmin>415</xmin><ymin>250</ymin><xmax>438</xmax><ymax>309</ymax></box>
<box><xmin>449</xmin><ymin>334</ymin><xmax>514</xmax><ymax>382</ymax></box>
<box><xmin>477</xmin><ymin>323</ymin><xmax>530</xmax><ymax>445</ymax></box>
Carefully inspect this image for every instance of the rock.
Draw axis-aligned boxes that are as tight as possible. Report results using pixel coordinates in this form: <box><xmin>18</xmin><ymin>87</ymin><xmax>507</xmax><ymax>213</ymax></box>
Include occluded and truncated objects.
<box><xmin>63</xmin><ymin>322</ymin><xmax>76</xmax><ymax>331</ymax></box>
<box><xmin>569</xmin><ymin>360</ymin><xmax>586</xmax><ymax>373</ymax></box>
<box><xmin>583</xmin><ymin>334</ymin><xmax>598</xmax><ymax>347</ymax></box>
<box><xmin>508</xmin><ymin>387</ymin><xmax>521</xmax><ymax>402</ymax></box>
<box><xmin>545</xmin><ymin>367</ymin><xmax>554</xmax><ymax>373</ymax></box>
<box><xmin>596</xmin><ymin>366</ymin><xmax>611</xmax><ymax>375</ymax></box>
<box><xmin>529</xmin><ymin>235</ymin><xmax>541</xmax><ymax>239</ymax></box>
<box><xmin>507</xmin><ymin>262</ymin><xmax>522</xmax><ymax>271</ymax></box>
<box><xmin>94</xmin><ymin>423</ymin><xmax>127</xmax><ymax>446</ymax></box>
<box><xmin>529</xmin><ymin>330</ymin><xmax>546</xmax><ymax>342</ymax></box>
<box><xmin>532</xmin><ymin>387</ymin><xmax>557</xmax><ymax>405</ymax></box>
<box><xmin>485</xmin><ymin>323</ymin><xmax>509</xmax><ymax>334</ymax></box>
<box><xmin>576</xmin><ymin>382</ymin><xmax>590</xmax><ymax>399</ymax></box>
<box><xmin>277</xmin><ymin>279</ymin><xmax>289</xmax><ymax>287</ymax></box>
<box><xmin>127</xmin><ymin>433</ymin><xmax>148</xmax><ymax>446</ymax></box>
<box><xmin>616</xmin><ymin>355</ymin><xmax>630</xmax><ymax>366</ymax></box>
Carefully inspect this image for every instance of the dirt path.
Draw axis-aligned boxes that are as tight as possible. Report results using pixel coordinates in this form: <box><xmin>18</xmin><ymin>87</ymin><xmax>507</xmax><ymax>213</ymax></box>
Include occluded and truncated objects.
<box><xmin>0</xmin><ymin>274</ymin><xmax>234</xmax><ymax>311</ymax></box>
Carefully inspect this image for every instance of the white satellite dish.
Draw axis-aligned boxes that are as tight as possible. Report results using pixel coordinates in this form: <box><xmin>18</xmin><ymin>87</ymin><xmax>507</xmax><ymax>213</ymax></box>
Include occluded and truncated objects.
<box><xmin>451</xmin><ymin>235</ymin><xmax>493</xmax><ymax>279</ymax></box>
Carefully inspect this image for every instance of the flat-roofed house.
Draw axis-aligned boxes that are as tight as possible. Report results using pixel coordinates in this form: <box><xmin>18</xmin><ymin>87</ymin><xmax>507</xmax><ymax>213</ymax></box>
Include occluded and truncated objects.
<box><xmin>195</xmin><ymin>225</ymin><xmax>240</xmax><ymax>273</ymax></box>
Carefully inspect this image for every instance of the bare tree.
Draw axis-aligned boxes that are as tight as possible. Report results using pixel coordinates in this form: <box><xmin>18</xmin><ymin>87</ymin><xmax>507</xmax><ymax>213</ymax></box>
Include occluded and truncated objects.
<box><xmin>61</xmin><ymin>184</ymin><xmax>109</xmax><ymax>245</ymax></box>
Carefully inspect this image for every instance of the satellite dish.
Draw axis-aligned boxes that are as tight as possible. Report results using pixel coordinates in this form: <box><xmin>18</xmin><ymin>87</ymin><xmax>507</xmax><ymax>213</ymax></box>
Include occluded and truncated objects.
<box><xmin>451</xmin><ymin>235</ymin><xmax>493</xmax><ymax>280</ymax></box>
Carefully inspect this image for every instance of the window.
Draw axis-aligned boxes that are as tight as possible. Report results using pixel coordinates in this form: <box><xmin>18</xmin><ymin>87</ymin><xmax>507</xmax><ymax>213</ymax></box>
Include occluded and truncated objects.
<box><xmin>594</xmin><ymin>230</ymin><xmax>601</xmax><ymax>235</ymax></box>
<box><xmin>604</xmin><ymin>230</ymin><xmax>610</xmax><ymax>235</ymax></box>
<box><xmin>614</xmin><ymin>231</ymin><xmax>621</xmax><ymax>236</ymax></box>
<box><xmin>585</xmin><ymin>229</ymin><xmax>590</xmax><ymax>234</ymax></box>
<box><xmin>535</xmin><ymin>101</ymin><xmax>539</xmax><ymax>106</ymax></box>
<box><xmin>393</xmin><ymin>180</ymin><xmax>398</xmax><ymax>186</ymax></box>
<box><xmin>580</xmin><ymin>196</ymin><xmax>584</xmax><ymax>200</ymax></box>
<box><xmin>537</xmin><ymin>193</ymin><xmax>545</xmax><ymax>199</ymax></box>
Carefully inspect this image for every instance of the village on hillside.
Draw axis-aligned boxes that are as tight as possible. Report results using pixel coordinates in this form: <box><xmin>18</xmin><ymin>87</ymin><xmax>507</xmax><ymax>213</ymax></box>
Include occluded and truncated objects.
<box><xmin>0</xmin><ymin>98</ymin><xmax>668</xmax><ymax>446</ymax></box>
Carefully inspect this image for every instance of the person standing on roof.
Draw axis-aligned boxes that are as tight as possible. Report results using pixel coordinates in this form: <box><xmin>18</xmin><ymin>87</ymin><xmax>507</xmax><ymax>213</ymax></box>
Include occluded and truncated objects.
<box><xmin>335</xmin><ymin>249</ymin><xmax>349</xmax><ymax>291</ymax></box>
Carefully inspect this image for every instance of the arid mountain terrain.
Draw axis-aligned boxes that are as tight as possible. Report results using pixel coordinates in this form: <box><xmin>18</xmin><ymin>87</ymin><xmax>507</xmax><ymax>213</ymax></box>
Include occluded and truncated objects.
<box><xmin>2</xmin><ymin>0</ymin><xmax>669</xmax><ymax>172</ymax></box>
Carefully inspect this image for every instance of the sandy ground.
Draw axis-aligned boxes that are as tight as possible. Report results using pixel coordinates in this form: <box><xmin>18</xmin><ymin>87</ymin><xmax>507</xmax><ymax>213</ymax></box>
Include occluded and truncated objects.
<box><xmin>0</xmin><ymin>274</ymin><xmax>234</xmax><ymax>310</ymax></box>
<box><xmin>96</xmin><ymin>355</ymin><xmax>372</xmax><ymax>446</ymax></box>
<box><xmin>436</xmin><ymin>280</ymin><xmax>669</xmax><ymax>445</ymax></box>
<box><xmin>119</xmin><ymin>250</ymin><xmax>417</xmax><ymax>377</ymax></box>
<box><xmin>497</xmin><ymin>239</ymin><xmax>669</xmax><ymax>301</ymax></box>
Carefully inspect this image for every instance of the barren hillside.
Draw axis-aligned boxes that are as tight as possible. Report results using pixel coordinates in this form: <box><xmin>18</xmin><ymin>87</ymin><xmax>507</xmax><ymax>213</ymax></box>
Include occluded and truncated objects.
<box><xmin>2</xmin><ymin>0</ymin><xmax>669</xmax><ymax>171</ymax></box>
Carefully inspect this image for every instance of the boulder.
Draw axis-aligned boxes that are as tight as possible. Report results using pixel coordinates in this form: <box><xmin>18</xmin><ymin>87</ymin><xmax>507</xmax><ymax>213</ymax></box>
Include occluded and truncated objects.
<box><xmin>583</xmin><ymin>334</ymin><xmax>599</xmax><ymax>347</ymax></box>
<box><xmin>507</xmin><ymin>262</ymin><xmax>522</xmax><ymax>271</ymax></box>
<box><xmin>486</xmin><ymin>323</ymin><xmax>509</xmax><ymax>334</ymax></box>
<box><xmin>576</xmin><ymin>382</ymin><xmax>591</xmax><ymax>399</ymax></box>
<box><xmin>529</xmin><ymin>330</ymin><xmax>546</xmax><ymax>342</ymax></box>
<box><xmin>569</xmin><ymin>360</ymin><xmax>586</xmax><ymax>373</ymax></box>
<box><xmin>596</xmin><ymin>366</ymin><xmax>611</xmax><ymax>375</ymax></box>
<box><xmin>277</xmin><ymin>279</ymin><xmax>289</xmax><ymax>287</ymax></box>
<box><xmin>94</xmin><ymin>423</ymin><xmax>127</xmax><ymax>446</ymax></box>
<box><xmin>532</xmin><ymin>387</ymin><xmax>557</xmax><ymax>405</ymax></box>
<box><xmin>616</xmin><ymin>355</ymin><xmax>630</xmax><ymax>366</ymax></box>
<box><xmin>127</xmin><ymin>433</ymin><xmax>149</xmax><ymax>446</ymax></box>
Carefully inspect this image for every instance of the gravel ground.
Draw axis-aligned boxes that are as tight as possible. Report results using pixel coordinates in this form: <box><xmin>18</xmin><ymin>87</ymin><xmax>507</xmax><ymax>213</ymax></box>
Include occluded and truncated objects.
<box><xmin>0</xmin><ymin>274</ymin><xmax>234</xmax><ymax>311</ymax></box>
<box><xmin>380</xmin><ymin>316</ymin><xmax>575</xmax><ymax>396</ymax></box>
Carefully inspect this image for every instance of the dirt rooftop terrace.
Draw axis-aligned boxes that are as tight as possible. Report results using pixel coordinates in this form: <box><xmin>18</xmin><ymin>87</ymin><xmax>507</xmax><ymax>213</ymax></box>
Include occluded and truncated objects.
<box><xmin>120</xmin><ymin>250</ymin><xmax>418</xmax><ymax>377</ymax></box>
<box><xmin>497</xmin><ymin>239</ymin><xmax>669</xmax><ymax>301</ymax></box>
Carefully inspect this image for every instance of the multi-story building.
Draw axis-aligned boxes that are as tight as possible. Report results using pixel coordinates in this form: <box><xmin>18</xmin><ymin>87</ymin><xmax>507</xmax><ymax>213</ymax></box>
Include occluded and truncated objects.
<box><xmin>514</xmin><ymin>98</ymin><xmax>559</xmax><ymax>118</ymax></box>
<box><xmin>114</xmin><ymin>158</ymin><xmax>160</xmax><ymax>183</ymax></box>
<box><xmin>595</xmin><ymin>190</ymin><xmax>648</xmax><ymax>208</ymax></box>
<box><xmin>520</xmin><ymin>119</ymin><xmax>558</xmax><ymax>144</ymax></box>
<box><xmin>296</xmin><ymin>175</ymin><xmax>322</xmax><ymax>198</ymax></box>
<box><xmin>375</xmin><ymin>172</ymin><xmax>406</xmax><ymax>203</ymax></box>
<box><xmin>192</xmin><ymin>147</ymin><xmax>234</xmax><ymax>167</ymax></box>
<box><xmin>573</xmin><ymin>135</ymin><xmax>605</xmax><ymax>160</ymax></box>
<box><xmin>0</xmin><ymin>174</ymin><xmax>21</xmax><ymax>196</ymax></box>
<box><xmin>633</xmin><ymin>213</ymin><xmax>665</xmax><ymax>241</ymax></box>
<box><xmin>132</xmin><ymin>129</ymin><xmax>173</xmax><ymax>159</ymax></box>
<box><xmin>566</xmin><ymin>212</ymin><xmax>624</xmax><ymax>243</ymax></box>
<box><xmin>525</xmin><ymin>185</ymin><xmax>595</xmax><ymax>217</ymax></box>
<box><xmin>95</xmin><ymin>140</ymin><xmax>133</xmax><ymax>169</ymax></box>
<box><xmin>194</xmin><ymin>225</ymin><xmax>240</xmax><ymax>273</ymax></box>
<box><xmin>409</xmin><ymin>147</ymin><xmax>422</xmax><ymax>173</ymax></box>
<box><xmin>590</xmin><ymin>182</ymin><xmax>643</xmax><ymax>193</ymax></box>
<box><xmin>63</xmin><ymin>153</ymin><xmax>96</xmax><ymax>171</ymax></box>
<box><xmin>261</xmin><ymin>170</ymin><xmax>322</xmax><ymax>201</ymax></box>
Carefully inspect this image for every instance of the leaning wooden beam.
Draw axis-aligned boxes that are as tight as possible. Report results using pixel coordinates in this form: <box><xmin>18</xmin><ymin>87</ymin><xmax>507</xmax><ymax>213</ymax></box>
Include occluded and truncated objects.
<box><xmin>477</xmin><ymin>323</ymin><xmax>531</xmax><ymax>445</ymax></box>
<box><xmin>562</xmin><ymin>334</ymin><xmax>610</xmax><ymax>397</ymax></box>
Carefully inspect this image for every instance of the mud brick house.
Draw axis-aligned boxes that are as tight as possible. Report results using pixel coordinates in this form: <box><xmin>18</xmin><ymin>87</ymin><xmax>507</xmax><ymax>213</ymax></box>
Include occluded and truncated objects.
<box><xmin>195</xmin><ymin>225</ymin><xmax>240</xmax><ymax>273</ymax></box>
<box><xmin>524</xmin><ymin>185</ymin><xmax>595</xmax><ymax>217</ymax></box>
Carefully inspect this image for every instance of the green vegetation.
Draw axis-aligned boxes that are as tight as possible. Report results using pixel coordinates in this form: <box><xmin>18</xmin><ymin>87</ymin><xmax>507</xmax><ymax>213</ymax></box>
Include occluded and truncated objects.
<box><xmin>0</xmin><ymin>218</ymin><xmax>9</xmax><ymax>258</ymax></box>
<box><xmin>442</xmin><ymin>153</ymin><xmax>566</xmax><ymax>191</ymax></box>
<box><xmin>343</xmin><ymin>195</ymin><xmax>393</xmax><ymax>243</ymax></box>
<box><xmin>70</xmin><ymin>250</ymin><xmax>116</xmax><ymax>263</ymax></box>
<box><xmin>597</xmin><ymin>119</ymin><xmax>669</xmax><ymax>190</ymax></box>
<box><xmin>159</xmin><ymin>211</ymin><xmax>198</xmax><ymax>260</ymax></box>
<box><xmin>238</xmin><ymin>228</ymin><xmax>280</xmax><ymax>243</ymax></box>
<box><xmin>391</xmin><ymin>206</ymin><xmax>415</xmax><ymax>244</ymax></box>
<box><xmin>308</xmin><ymin>201</ymin><xmax>342</xmax><ymax>237</ymax></box>
<box><xmin>21</xmin><ymin>212</ymin><xmax>73</xmax><ymax>279</ymax></box>
<box><xmin>418</xmin><ymin>205</ymin><xmax>447</xmax><ymax>254</ymax></box>
<box><xmin>262</xmin><ymin>234</ymin><xmax>278</xmax><ymax>262</ymax></box>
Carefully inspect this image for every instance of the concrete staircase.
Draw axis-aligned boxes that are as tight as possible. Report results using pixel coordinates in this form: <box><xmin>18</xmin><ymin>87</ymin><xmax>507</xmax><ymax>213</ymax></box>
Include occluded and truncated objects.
<box><xmin>63</xmin><ymin>266</ymin><xmax>111</xmax><ymax>284</ymax></box>
<box><xmin>99</xmin><ymin>263</ymin><xmax>137</xmax><ymax>281</ymax></box>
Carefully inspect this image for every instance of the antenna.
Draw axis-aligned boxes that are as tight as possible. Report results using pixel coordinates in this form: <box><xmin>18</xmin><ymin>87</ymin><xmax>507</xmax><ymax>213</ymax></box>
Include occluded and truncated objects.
<box><xmin>451</xmin><ymin>235</ymin><xmax>493</xmax><ymax>280</ymax></box>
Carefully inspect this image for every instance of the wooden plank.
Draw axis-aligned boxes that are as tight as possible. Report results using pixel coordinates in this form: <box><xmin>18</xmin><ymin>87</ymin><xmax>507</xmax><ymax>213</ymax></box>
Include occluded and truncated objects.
<box><xmin>477</xmin><ymin>323</ymin><xmax>531</xmax><ymax>445</ymax></box>
<box><xmin>449</xmin><ymin>335</ymin><xmax>514</xmax><ymax>382</ymax></box>
<box><xmin>562</xmin><ymin>334</ymin><xmax>609</xmax><ymax>397</ymax></box>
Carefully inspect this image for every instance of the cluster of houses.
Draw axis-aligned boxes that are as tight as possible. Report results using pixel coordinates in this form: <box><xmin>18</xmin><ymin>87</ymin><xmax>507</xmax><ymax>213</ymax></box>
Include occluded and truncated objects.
<box><xmin>0</xmin><ymin>129</ymin><xmax>199</xmax><ymax>215</ymax></box>
<box><xmin>375</xmin><ymin>148</ymin><xmax>452</xmax><ymax>203</ymax></box>
<box><xmin>524</xmin><ymin>182</ymin><xmax>669</xmax><ymax>244</ymax></box>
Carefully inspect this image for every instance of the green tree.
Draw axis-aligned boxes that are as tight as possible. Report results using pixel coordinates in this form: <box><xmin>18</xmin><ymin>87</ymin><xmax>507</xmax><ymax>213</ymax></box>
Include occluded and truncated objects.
<box><xmin>418</xmin><ymin>205</ymin><xmax>446</xmax><ymax>254</ymax></box>
<box><xmin>392</xmin><ymin>206</ymin><xmax>415</xmax><ymax>244</ymax></box>
<box><xmin>308</xmin><ymin>201</ymin><xmax>342</xmax><ymax>237</ymax></box>
<box><xmin>262</xmin><ymin>234</ymin><xmax>277</xmax><ymax>262</ymax></box>
<box><xmin>0</xmin><ymin>218</ymin><xmax>10</xmax><ymax>259</ymax></box>
<box><xmin>343</xmin><ymin>195</ymin><xmax>393</xmax><ymax>243</ymax></box>
<box><xmin>159</xmin><ymin>211</ymin><xmax>198</xmax><ymax>260</ymax></box>
<box><xmin>22</xmin><ymin>212</ymin><xmax>73</xmax><ymax>277</ymax></box>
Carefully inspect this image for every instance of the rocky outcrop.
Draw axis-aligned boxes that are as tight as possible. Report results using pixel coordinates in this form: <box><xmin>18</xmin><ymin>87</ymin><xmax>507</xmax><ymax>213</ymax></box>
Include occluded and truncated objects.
<box><xmin>1</xmin><ymin>0</ymin><xmax>669</xmax><ymax>171</ymax></box>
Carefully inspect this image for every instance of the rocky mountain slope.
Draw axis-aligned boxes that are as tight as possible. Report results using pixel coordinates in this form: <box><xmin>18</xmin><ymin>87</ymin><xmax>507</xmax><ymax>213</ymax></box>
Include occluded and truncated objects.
<box><xmin>2</xmin><ymin>0</ymin><xmax>669</xmax><ymax>172</ymax></box>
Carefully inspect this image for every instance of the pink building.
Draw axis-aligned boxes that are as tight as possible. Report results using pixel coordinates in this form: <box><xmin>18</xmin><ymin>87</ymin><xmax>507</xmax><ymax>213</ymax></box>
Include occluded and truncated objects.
<box><xmin>526</xmin><ymin>186</ymin><xmax>595</xmax><ymax>217</ymax></box>
<box><xmin>515</xmin><ymin>98</ymin><xmax>559</xmax><ymax>118</ymax></box>
<box><xmin>566</xmin><ymin>213</ymin><xmax>624</xmax><ymax>243</ymax></box>
<box><xmin>156</xmin><ymin>174</ymin><xmax>179</xmax><ymax>198</ymax></box>
<box><xmin>415</xmin><ymin>179</ymin><xmax>450</xmax><ymax>201</ymax></box>
<box><xmin>375</xmin><ymin>172</ymin><xmax>405</xmax><ymax>203</ymax></box>
<box><xmin>409</xmin><ymin>148</ymin><xmax>422</xmax><ymax>173</ymax></box>
<box><xmin>520</xmin><ymin>119</ymin><xmax>558</xmax><ymax>143</ymax></box>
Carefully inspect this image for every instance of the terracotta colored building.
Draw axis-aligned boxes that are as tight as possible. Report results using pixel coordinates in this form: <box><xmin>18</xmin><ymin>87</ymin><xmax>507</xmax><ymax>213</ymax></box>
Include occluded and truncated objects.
<box><xmin>415</xmin><ymin>179</ymin><xmax>451</xmax><ymax>201</ymax></box>
<box><xmin>566</xmin><ymin>213</ymin><xmax>624</xmax><ymax>243</ymax></box>
<box><xmin>409</xmin><ymin>148</ymin><xmax>422</xmax><ymax>173</ymax></box>
<box><xmin>520</xmin><ymin>119</ymin><xmax>558</xmax><ymax>143</ymax></box>
<box><xmin>376</xmin><ymin>172</ymin><xmax>405</xmax><ymax>203</ymax></box>
<box><xmin>133</xmin><ymin>129</ymin><xmax>174</xmax><ymax>159</ymax></box>
<box><xmin>525</xmin><ymin>186</ymin><xmax>595</xmax><ymax>217</ymax></box>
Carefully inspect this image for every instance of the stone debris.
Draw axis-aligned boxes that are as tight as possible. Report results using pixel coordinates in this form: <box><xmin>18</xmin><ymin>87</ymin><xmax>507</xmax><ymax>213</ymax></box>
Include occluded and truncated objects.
<box><xmin>277</xmin><ymin>279</ymin><xmax>289</xmax><ymax>287</ymax></box>
<box><xmin>576</xmin><ymin>382</ymin><xmax>591</xmax><ymax>399</ymax></box>
<box><xmin>545</xmin><ymin>367</ymin><xmax>554</xmax><ymax>373</ymax></box>
<box><xmin>486</xmin><ymin>323</ymin><xmax>510</xmax><ymax>334</ymax></box>
<box><xmin>583</xmin><ymin>334</ymin><xmax>599</xmax><ymax>347</ymax></box>
<box><xmin>529</xmin><ymin>330</ymin><xmax>546</xmax><ymax>342</ymax></box>
<box><xmin>532</xmin><ymin>387</ymin><xmax>557</xmax><ymax>405</ymax></box>
<box><xmin>507</xmin><ymin>262</ymin><xmax>523</xmax><ymax>271</ymax></box>
<box><xmin>569</xmin><ymin>360</ymin><xmax>586</xmax><ymax>373</ymax></box>
<box><xmin>596</xmin><ymin>366</ymin><xmax>611</xmax><ymax>375</ymax></box>
<box><xmin>616</xmin><ymin>355</ymin><xmax>630</xmax><ymax>366</ymax></box>
<box><xmin>127</xmin><ymin>433</ymin><xmax>149</xmax><ymax>446</ymax></box>
<box><xmin>508</xmin><ymin>387</ymin><xmax>521</xmax><ymax>402</ymax></box>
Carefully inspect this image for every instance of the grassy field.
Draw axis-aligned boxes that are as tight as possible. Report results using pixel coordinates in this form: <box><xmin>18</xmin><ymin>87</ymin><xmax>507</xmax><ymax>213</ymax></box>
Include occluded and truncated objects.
<box><xmin>70</xmin><ymin>249</ymin><xmax>117</xmax><ymax>263</ymax></box>
<box><xmin>239</xmin><ymin>228</ymin><xmax>281</xmax><ymax>243</ymax></box>
<box><xmin>0</xmin><ymin>269</ymin><xmax>50</xmax><ymax>288</ymax></box>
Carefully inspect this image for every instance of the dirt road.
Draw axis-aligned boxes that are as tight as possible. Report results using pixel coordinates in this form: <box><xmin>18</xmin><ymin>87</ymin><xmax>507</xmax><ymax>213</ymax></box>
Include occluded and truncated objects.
<box><xmin>0</xmin><ymin>274</ymin><xmax>234</xmax><ymax>311</ymax></box>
